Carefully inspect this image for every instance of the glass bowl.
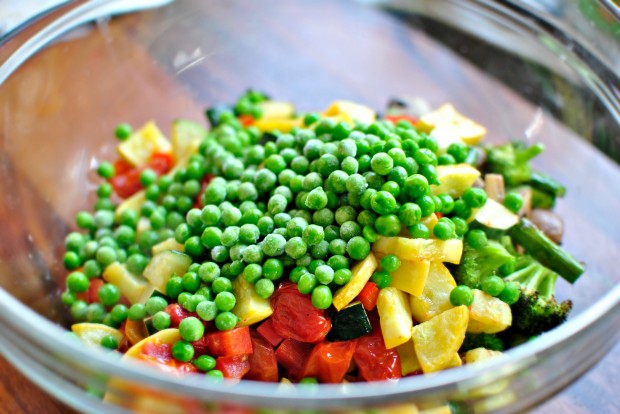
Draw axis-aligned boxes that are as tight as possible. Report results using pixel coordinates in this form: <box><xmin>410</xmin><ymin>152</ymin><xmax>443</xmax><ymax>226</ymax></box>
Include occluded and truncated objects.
<box><xmin>1</xmin><ymin>0</ymin><xmax>619</xmax><ymax>412</ymax></box>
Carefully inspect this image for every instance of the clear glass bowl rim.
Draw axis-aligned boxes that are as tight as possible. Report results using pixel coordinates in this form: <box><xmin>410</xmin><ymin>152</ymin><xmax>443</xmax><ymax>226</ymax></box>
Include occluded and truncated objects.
<box><xmin>0</xmin><ymin>0</ymin><xmax>619</xmax><ymax>409</ymax></box>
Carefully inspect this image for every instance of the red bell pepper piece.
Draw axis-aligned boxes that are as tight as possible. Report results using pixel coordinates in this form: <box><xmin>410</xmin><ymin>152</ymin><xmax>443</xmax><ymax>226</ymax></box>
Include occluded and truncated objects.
<box><xmin>203</xmin><ymin>326</ymin><xmax>253</xmax><ymax>357</ymax></box>
<box><xmin>165</xmin><ymin>303</ymin><xmax>195</xmax><ymax>328</ymax></box>
<box><xmin>76</xmin><ymin>278</ymin><xmax>104</xmax><ymax>304</ymax></box>
<box><xmin>356</xmin><ymin>282</ymin><xmax>380</xmax><ymax>311</ymax></box>
<box><xmin>215</xmin><ymin>355</ymin><xmax>251</xmax><ymax>379</ymax></box>
<box><xmin>256</xmin><ymin>318</ymin><xmax>284</xmax><ymax>347</ymax></box>
<box><xmin>270</xmin><ymin>283</ymin><xmax>331</xmax><ymax>343</ymax></box>
<box><xmin>303</xmin><ymin>340</ymin><xmax>357</xmax><ymax>383</ymax></box>
<box><xmin>383</xmin><ymin>114</ymin><xmax>417</xmax><ymax>126</ymax></box>
<box><xmin>245</xmin><ymin>332</ymin><xmax>279</xmax><ymax>382</ymax></box>
<box><xmin>110</xmin><ymin>152</ymin><xmax>173</xmax><ymax>199</ymax></box>
<box><xmin>237</xmin><ymin>114</ymin><xmax>255</xmax><ymax>127</ymax></box>
<box><xmin>354</xmin><ymin>330</ymin><xmax>402</xmax><ymax>382</ymax></box>
<box><xmin>275</xmin><ymin>338</ymin><xmax>315</xmax><ymax>381</ymax></box>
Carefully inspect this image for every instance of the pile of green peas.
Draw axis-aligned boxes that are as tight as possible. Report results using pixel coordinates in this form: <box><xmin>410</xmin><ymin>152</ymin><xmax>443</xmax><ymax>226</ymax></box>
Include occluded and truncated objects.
<box><xmin>62</xmin><ymin>93</ymin><xmax>502</xmax><ymax>348</ymax></box>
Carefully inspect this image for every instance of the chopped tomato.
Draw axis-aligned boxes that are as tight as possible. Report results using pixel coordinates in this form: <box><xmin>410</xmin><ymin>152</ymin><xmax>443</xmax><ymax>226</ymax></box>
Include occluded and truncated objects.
<box><xmin>356</xmin><ymin>282</ymin><xmax>380</xmax><ymax>311</ymax></box>
<box><xmin>110</xmin><ymin>152</ymin><xmax>173</xmax><ymax>199</ymax></box>
<box><xmin>215</xmin><ymin>355</ymin><xmax>251</xmax><ymax>379</ymax></box>
<box><xmin>165</xmin><ymin>303</ymin><xmax>195</xmax><ymax>328</ymax></box>
<box><xmin>383</xmin><ymin>114</ymin><xmax>417</xmax><ymax>126</ymax></box>
<box><xmin>76</xmin><ymin>278</ymin><xmax>104</xmax><ymax>304</ymax></box>
<box><xmin>113</xmin><ymin>159</ymin><xmax>133</xmax><ymax>176</ymax></box>
<box><xmin>275</xmin><ymin>338</ymin><xmax>314</xmax><ymax>381</ymax></box>
<box><xmin>303</xmin><ymin>340</ymin><xmax>357</xmax><ymax>383</ymax></box>
<box><xmin>354</xmin><ymin>330</ymin><xmax>401</xmax><ymax>382</ymax></box>
<box><xmin>139</xmin><ymin>342</ymin><xmax>198</xmax><ymax>375</ymax></box>
<box><xmin>245</xmin><ymin>332</ymin><xmax>279</xmax><ymax>382</ymax></box>
<box><xmin>203</xmin><ymin>326</ymin><xmax>253</xmax><ymax>357</ymax></box>
<box><xmin>270</xmin><ymin>283</ymin><xmax>331</xmax><ymax>343</ymax></box>
<box><xmin>256</xmin><ymin>318</ymin><xmax>284</xmax><ymax>347</ymax></box>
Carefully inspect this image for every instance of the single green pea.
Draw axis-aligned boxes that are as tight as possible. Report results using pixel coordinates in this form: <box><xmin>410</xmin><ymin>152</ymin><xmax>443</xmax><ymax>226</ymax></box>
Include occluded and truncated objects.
<box><xmin>101</xmin><ymin>335</ymin><xmax>119</xmax><ymax>350</ymax></box>
<box><xmin>98</xmin><ymin>283</ymin><xmax>121</xmax><ymax>307</ymax></box>
<box><xmin>498</xmin><ymin>281</ymin><xmax>521</xmax><ymax>305</ymax></box>
<box><xmin>333</xmin><ymin>268</ymin><xmax>352</xmax><ymax>285</ymax></box>
<box><xmin>110</xmin><ymin>304</ymin><xmax>128</xmax><ymax>324</ymax></box>
<box><xmin>86</xmin><ymin>303</ymin><xmax>107</xmax><ymax>323</ymax></box>
<box><xmin>481</xmin><ymin>275</ymin><xmax>506</xmax><ymax>297</ymax></box>
<box><xmin>298</xmin><ymin>273</ymin><xmax>318</xmax><ymax>295</ymax></box>
<box><xmin>346</xmin><ymin>236</ymin><xmax>371</xmax><ymax>261</ymax></box>
<box><xmin>179</xmin><ymin>316</ymin><xmax>205</xmax><ymax>342</ymax></box>
<box><xmin>263</xmin><ymin>258</ymin><xmax>284</xmax><ymax>281</ymax></box>
<box><xmin>409</xmin><ymin>223</ymin><xmax>430</xmax><ymax>239</ymax></box>
<box><xmin>255</xmin><ymin>278</ymin><xmax>275</xmax><ymax>299</ymax></box>
<box><xmin>380</xmin><ymin>255</ymin><xmax>401</xmax><ymax>273</ymax></box>
<box><xmin>370</xmin><ymin>153</ymin><xmax>394</xmax><ymax>175</ymax></box>
<box><xmin>212</xmin><ymin>277</ymin><xmax>233</xmax><ymax>294</ymax></box>
<box><xmin>371</xmin><ymin>271</ymin><xmax>391</xmax><ymax>289</ymax></box>
<box><xmin>462</xmin><ymin>187</ymin><xmax>488</xmax><ymax>209</ymax></box>
<box><xmin>128</xmin><ymin>303</ymin><xmax>147</xmax><ymax>321</ymax></box>
<box><xmin>152</xmin><ymin>311</ymin><xmax>172</xmax><ymax>331</ymax></box>
<box><xmin>433</xmin><ymin>219</ymin><xmax>455</xmax><ymax>241</ymax></box>
<box><xmin>115</xmin><ymin>123</ymin><xmax>132</xmax><ymax>140</ymax></box>
<box><xmin>452</xmin><ymin>217</ymin><xmax>469</xmax><ymax>237</ymax></box>
<box><xmin>171</xmin><ymin>340</ymin><xmax>195</xmax><ymax>362</ymax></box>
<box><xmin>450</xmin><ymin>285</ymin><xmax>474</xmax><ymax>306</ymax></box>
<box><xmin>194</xmin><ymin>355</ymin><xmax>217</xmax><ymax>372</ymax></box>
<box><xmin>215</xmin><ymin>311</ymin><xmax>238</xmax><ymax>331</ymax></box>
<box><xmin>375</xmin><ymin>214</ymin><xmax>401</xmax><ymax>237</ymax></box>
<box><xmin>97</xmin><ymin>162</ymin><xmax>115</xmax><ymax>179</ymax></box>
<box><xmin>362</xmin><ymin>225</ymin><xmax>380</xmax><ymax>243</ymax></box>
<box><xmin>466</xmin><ymin>229</ymin><xmax>488</xmax><ymax>248</ymax></box>
<box><xmin>66</xmin><ymin>271</ymin><xmax>89</xmax><ymax>293</ymax></box>
<box><xmin>311</xmin><ymin>285</ymin><xmax>333</xmax><ymax>309</ymax></box>
<box><xmin>504</xmin><ymin>192</ymin><xmax>524</xmax><ymax>213</ymax></box>
<box><xmin>71</xmin><ymin>300</ymin><xmax>88</xmax><ymax>322</ymax></box>
<box><xmin>145</xmin><ymin>296</ymin><xmax>168</xmax><ymax>316</ymax></box>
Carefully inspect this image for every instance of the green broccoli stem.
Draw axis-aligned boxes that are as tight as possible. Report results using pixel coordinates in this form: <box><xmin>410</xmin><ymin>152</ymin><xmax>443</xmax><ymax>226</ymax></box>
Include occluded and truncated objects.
<box><xmin>529</xmin><ymin>171</ymin><xmax>566</xmax><ymax>198</ymax></box>
<box><xmin>504</xmin><ymin>262</ymin><xmax>557</xmax><ymax>299</ymax></box>
<box><xmin>510</xmin><ymin>219</ymin><xmax>584</xmax><ymax>283</ymax></box>
<box><xmin>516</xmin><ymin>143</ymin><xmax>545</xmax><ymax>163</ymax></box>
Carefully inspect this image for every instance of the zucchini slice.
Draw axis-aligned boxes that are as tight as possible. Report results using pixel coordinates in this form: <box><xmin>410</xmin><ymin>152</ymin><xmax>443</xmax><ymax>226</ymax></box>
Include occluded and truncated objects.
<box><xmin>143</xmin><ymin>250</ymin><xmax>192</xmax><ymax>292</ymax></box>
<box><xmin>328</xmin><ymin>301</ymin><xmax>372</xmax><ymax>341</ymax></box>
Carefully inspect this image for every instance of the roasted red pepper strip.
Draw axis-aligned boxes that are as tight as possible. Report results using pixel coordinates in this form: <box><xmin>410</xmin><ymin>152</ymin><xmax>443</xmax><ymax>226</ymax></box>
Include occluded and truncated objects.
<box><xmin>215</xmin><ymin>355</ymin><xmax>251</xmax><ymax>379</ymax></box>
<box><xmin>245</xmin><ymin>332</ymin><xmax>279</xmax><ymax>382</ymax></box>
<box><xmin>383</xmin><ymin>114</ymin><xmax>417</xmax><ymax>126</ymax></box>
<box><xmin>356</xmin><ymin>282</ymin><xmax>380</xmax><ymax>311</ymax></box>
<box><xmin>275</xmin><ymin>338</ymin><xmax>314</xmax><ymax>381</ymax></box>
<box><xmin>303</xmin><ymin>340</ymin><xmax>357</xmax><ymax>383</ymax></box>
<box><xmin>110</xmin><ymin>152</ymin><xmax>173</xmax><ymax>199</ymax></box>
<box><xmin>203</xmin><ymin>326</ymin><xmax>253</xmax><ymax>357</ymax></box>
<box><xmin>256</xmin><ymin>318</ymin><xmax>284</xmax><ymax>348</ymax></box>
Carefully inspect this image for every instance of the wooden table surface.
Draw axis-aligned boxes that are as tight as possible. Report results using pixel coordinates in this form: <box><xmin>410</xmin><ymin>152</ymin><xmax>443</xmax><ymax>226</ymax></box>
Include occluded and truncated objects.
<box><xmin>0</xmin><ymin>0</ymin><xmax>618</xmax><ymax>413</ymax></box>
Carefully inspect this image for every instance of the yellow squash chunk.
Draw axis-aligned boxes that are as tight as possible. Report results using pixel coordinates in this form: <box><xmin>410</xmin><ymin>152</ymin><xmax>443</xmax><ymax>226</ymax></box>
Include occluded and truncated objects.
<box><xmin>431</xmin><ymin>164</ymin><xmax>481</xmax><ymax>198</ymax></box>
<box><xmin>124</xmin><ymin>329</ymin><xmax>181</xmax><ymax>359</ymax></box>
<box><xmin>152</xmin><ymin>238</ymin><xmax>185</xmax><ymax>256</ymax></box>
<box><xmin>117</xmin><ymin>121</ymin><xmax>172</xmax><ymax>167</ymax></box>
<box><xmin>471</xmin><ymin>198</ymin><xmax>519</xmax><ymax>230</ymax></box>
<box><xmin>464</xmin><ymin>348</ymin><xmax>504</xmax><ymax>364</ymax></box>
<box><xmin>114</xmin><ymin>190</ymin><xmax>145</xmax><ymax>221</ymax></box>
<box><xmin>445</xmin><ymin>352</ymin><xmax>463</xmax><ymax>369</ymax></box>
<box><xmin>72</xmin><ymin>323</ymin><xmax>123</xmax><ymax>348</ymax></box>
<box><xmin>253</xmin><ymin>117</ymin><xmax>303</xmax><ymax>133</ymax></box>
<box><xmin>233</xmin><ymin>276</ymin><xmax>273</xmax><ymax>326</ymax></box>
<box><xmin>170</xmin><ymin>119</ymin><xmax>205</xmax><ymax>163</ymax></box>
<box><xmin>396</xmin><ymin>340</ymin><xmax>422</xmax><ymax>376</ymax></box>
<box><xmin>411</xmin><ymin>306</ymin><xmax>469</xmax><ymax>374</ymax></box>
<box><xmin>143</xmin><ymin>250</ymin><xmax>192</xmax><ymax>292</ymax></box>
<box><xmin>410</xmin><ymin>261</ymin><xmax>456</xmax><ymax>322</ymax></box>
<box><xmin>323</xmin><ymin>100</ymin><xmax>376</xmax><ymax>124</ymax></box>
<box><xmin>333</xmin><ymin>252</ymin><xmax>378</xmax><ymax>311</ymax></box>
<box><xmin>377</xmin><ymin>287</ymin><xmax>413</xmax><ymax>349</ymax></box>
<box><xmin>259</xmin><ymin>101</ymin><xmax>295</xmax><ymax>119</ymax></box>
<box><xmin>389</xmin><ymin>259</ymin><xmax>430</xmax><ymax>297</ymax></box>
<box><xmin>103</xmin><ymin>262</ymin><xmax>149</xmax><ymax>304</ymax></box>
<box><xmin>417</xmin><ymin>104</ymin><xmax>486</xmax><ymax>146</ymax></box>
<box><xmin>372</xmin><ymin>237</ymin><xmax>463</xmax><ymax>264</ymax></box>
<box><xmin>420</xmin><ymin>213</ymin><xmax>438</xmax><ymax>233</ymax></box>
<box><xmin>468</xmin><ymin>289</ymin><xmax>512</xmax><ymax>334</ymax></box>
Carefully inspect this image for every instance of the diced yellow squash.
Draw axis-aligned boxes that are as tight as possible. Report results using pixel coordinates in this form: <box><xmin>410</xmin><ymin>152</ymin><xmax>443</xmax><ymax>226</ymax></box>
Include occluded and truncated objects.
<box><xmin>377</xmin><ymin>287</ymin><xmax>413</xmax><ymax>349</ymax></box>
<box><xmin>124</xmin><ymin>329</ymin><xmax>181</xmax><ymax>359</ymax></box>
<box><xmin>170</xmin><ymin>119</ymin><xmax>206</xmax><ymax>163</ymax></box>
<box><xmin>259</xmin><ymin>101</ymin><xmax>295</xmax><ymax>119</ymax></box>
<box><xmin>464</xmin><ymin>348</ymin><xmax>504</xmax><ymax>364</ymax></box>
<box><xmin>372</xmin><ymin>237</ymin><xmax>463</xmax><ymax>264</ymax></box>
<box><xmin>152</xmin><ymin>238</ymin><xmax>185</xmax><ymax>256</ymax></box>
<box><xmin>137</xmin><ymin>284</ymin><xmax>159</xmax><ymax>304</ymax></box>
<box><xmin>333</xmin><ymin>252</ymin><xmax>378</xmax><ymax>311</ymax></box>
<box><xmin>420</xmin><ymin>213</ymin><xmax>438</xmax><ymax>233</ymax></box>
<box><xmin>431</xmin><ymin>164</ymin><xmax>481</xmax><ymax>198</ymax></box>
<box><xmin>102</xmin><ymin>262</ymin><xmax>149</xmax><ymax>304</ymax></box>
<box><xmin>117</xmin><ymin>121</ymin><xmax>172</xmax><ymax>167</ymax></box>
<box><xmin>136</xmin><ymin>217</ymin><xmax>151</xmax><ymax>236</ymax></box>
<box><xmin>143</xmin><ymin>250</ymin><xmax>192</xmax><ymax>292</ymax></box>
<box><xmin>418</xmin><ymin>405</ymin><xmax>453</xmax><ymax>414</ymax></box>
<box><xmin>114</xmin><ymin>190</ymin><xmax>145</xmax><ymax>221</ymax></box>
<box><xmin>445</xmin><ymin>352</ymin><xmax>463</xmax><ymax>369</ymax></box>
<box><xmin>233</xmin><ymin>276</ymin><xmax>273</xmax><ymax>326</ymax></box>
<box><xmin>471</xmin><ymin>198</ymin><xmax>519</xmax><ymax>230</ymax></box>
<box><xmin>429</xmin><ymin>126</ymin><xmax>465</xmax><ymax>152</ymax></box>
<box><xmin>410</xmin><ymin>262</ymin><xmax>456</xmax><ymax>322</ymax></box>
<box><xmin>323</xmin><ymin>100</ymin><xmax>376</xmax><ymax>124</ymax></box>
<box><xmin>468</xmin><ymin>289</ymin><xmax>512</xmax><ymax>334</ymax></box>
<box><xmin>374</xmin><ymin>404</ymin><xmax>420</xmax><ymax>414</ymax></box>
<box><xmin>72</xmin><ymin>323</ymin><xmax>123</xmax><ymax>348</ymax></box>
<box><xmin>389</xmin><ymin>259</ymin><xmax>430</xmax><ymax>297</ymax></box>
<box><xmin>417</xmin><ymin>104</ymin><xmax>486</xmax><ymax>146</ymax></box>
<box><xmin>253</xmin><ymin>117</ymin><xmax>303</xmax><ymax>133</ymax></box>
<box><xmin>411</xmin><ymin>306</ymin><xmax>469</xmax><ymax>374</ymax></box>
<box><xmin>396</xmin><ymin>340</ymin><xmax>421</xmax><ymax>375</ymax></box>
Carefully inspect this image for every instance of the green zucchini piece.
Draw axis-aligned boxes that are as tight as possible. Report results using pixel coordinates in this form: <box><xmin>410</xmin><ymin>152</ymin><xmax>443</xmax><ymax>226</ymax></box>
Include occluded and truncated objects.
<box><xmin>510</xmin><ymin>219</ymin><xmax>584</xmax><ymax>283</ymax></box>
<box><xmin>328</xmin><ymin>301</ymin><xmax>372</xmax><ymax>341</ymax></box>
<box><xmin>529</xmin><ymin>171</ymin><xmax>566</xmax><ymax>198</ymax></box>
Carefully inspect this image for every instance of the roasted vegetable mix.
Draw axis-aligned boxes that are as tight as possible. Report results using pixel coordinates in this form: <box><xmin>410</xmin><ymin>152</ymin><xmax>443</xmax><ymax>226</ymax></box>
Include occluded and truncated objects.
<box><xmin>61</xmin><ymin>91</ymin><xmax>584</xmax><ymax>383</ymax></box>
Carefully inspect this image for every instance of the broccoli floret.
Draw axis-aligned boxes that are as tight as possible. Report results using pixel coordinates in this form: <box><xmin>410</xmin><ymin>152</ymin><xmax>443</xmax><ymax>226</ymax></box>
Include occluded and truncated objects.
<box><xmin>454</xmin><ymin>240</ymin><xmax>514</xmax><ymax>289</ymax></box>
<box><xmin>504</xmin><ymin>256</ymin><xmax>572</xmax><ymax>336</ymax></box>
<box><xmin>485</xmin><ymin>141</ymin><xmax>544</xmax><ymax>186</ymax></box>
<box><xmin>460</xmin><ymin>333</ymin><xmax>505</xmax><ymax>352</ymax></box>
